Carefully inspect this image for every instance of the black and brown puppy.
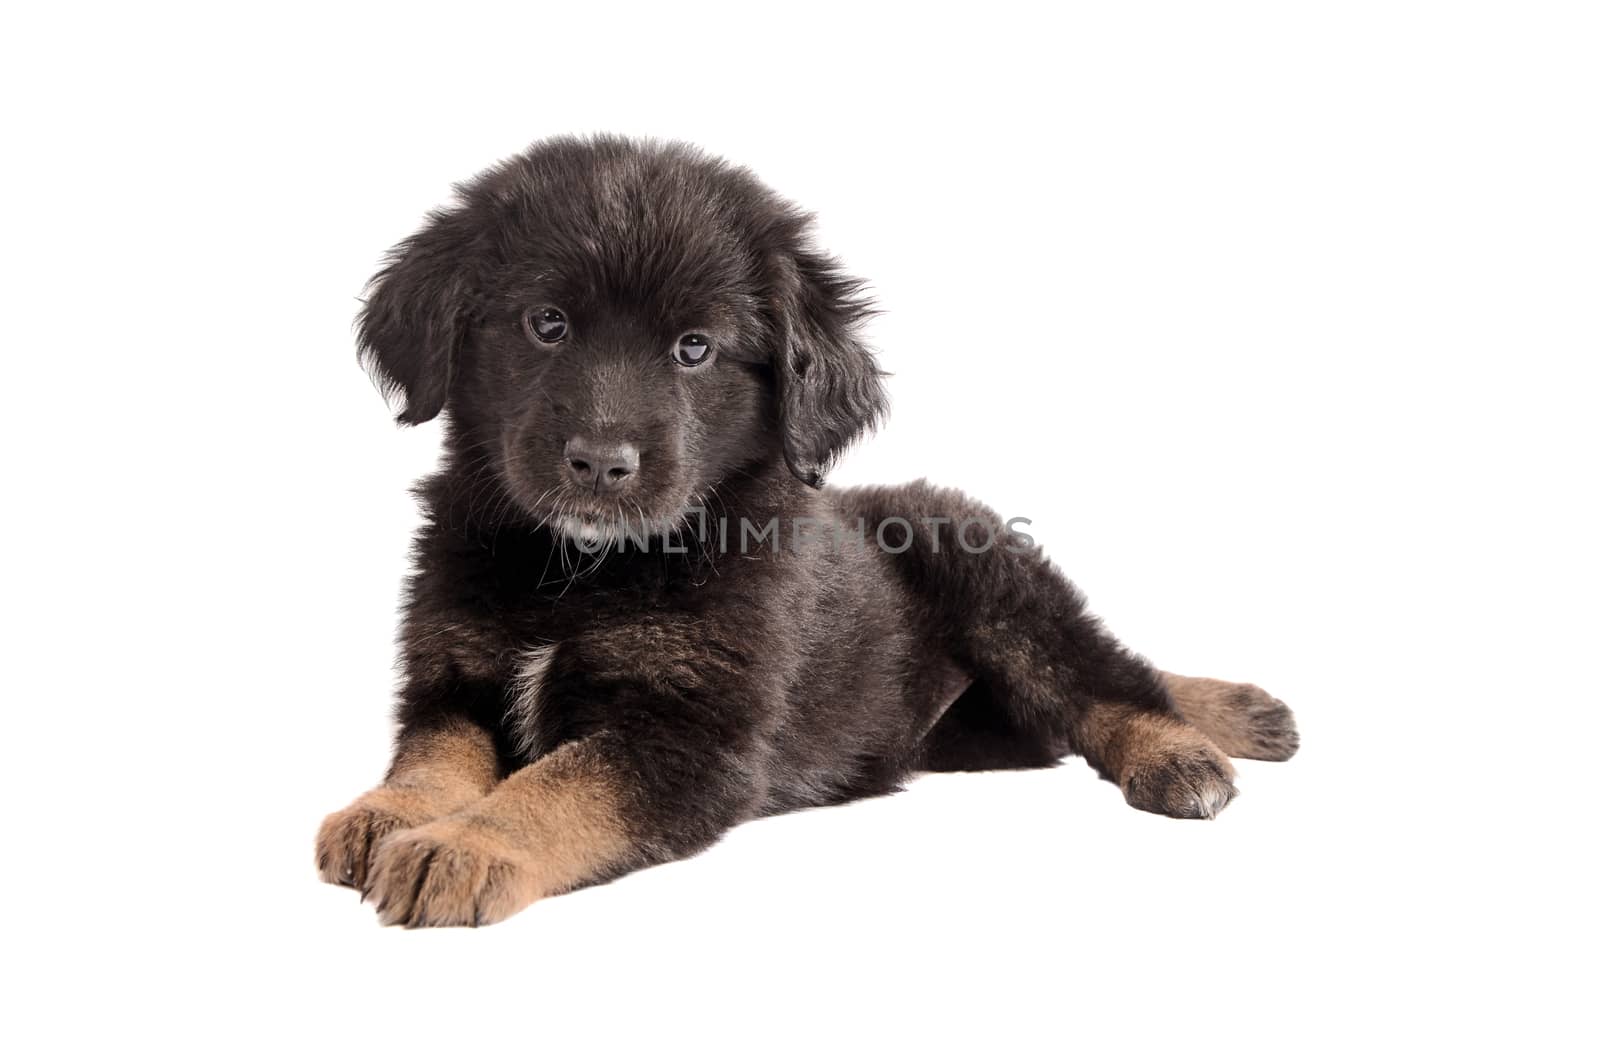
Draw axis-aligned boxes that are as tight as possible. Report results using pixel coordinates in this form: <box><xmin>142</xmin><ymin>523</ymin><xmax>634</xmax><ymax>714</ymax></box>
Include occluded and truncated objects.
<box><xmin>317</xmin><ymin>135</ymin><xmax>1298</xmax><ymax>927</ymax></box>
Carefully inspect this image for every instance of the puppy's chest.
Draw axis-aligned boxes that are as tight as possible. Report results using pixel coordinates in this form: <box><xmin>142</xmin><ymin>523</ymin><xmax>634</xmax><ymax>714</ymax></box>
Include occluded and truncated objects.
<box><xmin>439</xmin><ymin>548</ymin><xmax>757</xmax><ymax>760</ymax></box>
<box><xmin>488</xmin><ymin>585</ymin><xmax>689</xmax><ymax>761</ymax></box>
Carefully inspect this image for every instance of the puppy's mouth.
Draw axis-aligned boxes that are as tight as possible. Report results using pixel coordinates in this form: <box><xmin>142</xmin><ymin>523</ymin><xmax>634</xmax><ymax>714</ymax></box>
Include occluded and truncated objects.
<box><xmin>547</xmin><ymin>513</ymin><xmax>648</xmax><ymax>546</ymax></box>
<box><xmin>526</xmin><ymin>489</ymin><xmax>688</xmax><ymax>548</ymax></box>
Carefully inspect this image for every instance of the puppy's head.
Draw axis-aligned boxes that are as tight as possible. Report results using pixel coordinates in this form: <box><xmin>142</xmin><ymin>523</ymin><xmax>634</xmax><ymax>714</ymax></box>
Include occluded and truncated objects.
<box><xmin>357</xmin><ymin>135</ymin><xmax>885</xmax><ymax>542</ymax></box>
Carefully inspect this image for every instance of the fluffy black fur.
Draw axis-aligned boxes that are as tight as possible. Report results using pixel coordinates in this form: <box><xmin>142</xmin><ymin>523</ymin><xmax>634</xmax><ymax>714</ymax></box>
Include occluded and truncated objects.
<box><xmin>319</xmin><ymin>135</ymin><xmax>1297</xmax><ymax>926</ymax></box>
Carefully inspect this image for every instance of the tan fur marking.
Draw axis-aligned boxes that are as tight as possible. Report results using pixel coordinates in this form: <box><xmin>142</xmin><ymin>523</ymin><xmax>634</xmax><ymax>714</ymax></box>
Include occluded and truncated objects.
<box><xmin>1162</xmin><ymin>672</ymin><xmax>1300</xmax><ymax>761</ymax></box>
<box><xmin>386</xmin><ymin>717</ymin><xmax>502</xmax><ymax>793</ymax></box>
<box><xmin>364</xmin><ymin>737</ymin><xmax>633</xmax><ymax>927</ymax></box>
<box><xmin>315</xmin><ymin>719</ymin><xmax>500</xmax><ymax>889</ymax></box>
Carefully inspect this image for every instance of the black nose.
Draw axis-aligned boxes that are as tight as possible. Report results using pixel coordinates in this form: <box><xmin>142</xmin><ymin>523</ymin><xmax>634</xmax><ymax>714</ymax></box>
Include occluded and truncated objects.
<box><xmin>564</xmin><ymin>438</ymin><xmax>640</xmax><ymax>494</ymax></box>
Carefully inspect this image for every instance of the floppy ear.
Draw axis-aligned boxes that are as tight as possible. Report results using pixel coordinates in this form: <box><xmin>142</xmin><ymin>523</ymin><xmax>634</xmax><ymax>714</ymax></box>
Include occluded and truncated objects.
<box><xmin>356</xmin><ymin>203</ymin><xmax>489</xmax><ymax>425</ymax></box>
<box><xmin>772</xmin><ymin>249</ymin><xmax>888</xmax><ymax>487</ymax></box>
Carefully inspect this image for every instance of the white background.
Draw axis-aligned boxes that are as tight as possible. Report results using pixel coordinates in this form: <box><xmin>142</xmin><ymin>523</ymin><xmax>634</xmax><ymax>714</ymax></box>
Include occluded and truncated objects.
<box><xmin>3</xmin><ymin>2</ymin><xmax>1595</xmax><ymax>1056</ymax></box>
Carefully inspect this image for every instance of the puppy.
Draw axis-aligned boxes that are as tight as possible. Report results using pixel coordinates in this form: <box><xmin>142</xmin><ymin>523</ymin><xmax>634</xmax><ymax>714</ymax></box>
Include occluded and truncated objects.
<box><xmin>317</xmin><ymin>135</ymin><xmax>1298</xmax><ymax>927</ymax></box>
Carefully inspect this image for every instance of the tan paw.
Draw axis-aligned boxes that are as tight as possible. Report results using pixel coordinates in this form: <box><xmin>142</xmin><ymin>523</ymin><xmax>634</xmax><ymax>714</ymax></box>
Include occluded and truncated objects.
<box><xmin>1164</xmin><ymin>674</ymin><xmax>1300</xmax><ymax>762</ymax></box>
<box><xmin>364</xmin><ymin>818</ymin><xmax>541</xmax><ymax>928</ymax></box>
<box><xmin>1119</xmin><ymin>718</ymin><xmax>1238</xmax><ymax>819</ymax></box>
<box><xmin>1210</xmin><ymin>682</ymin><xmax>1300</xmax><ymax>761</ymax></box>
<box><xmin>315</xmin><ymin>788</ymin><xmax>436</xmax><ymax>890</ymax></box>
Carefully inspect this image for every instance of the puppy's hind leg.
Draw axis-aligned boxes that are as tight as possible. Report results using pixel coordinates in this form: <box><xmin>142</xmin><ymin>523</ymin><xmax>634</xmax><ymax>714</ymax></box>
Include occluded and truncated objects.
<box><xmin>1079</xmin><ymin>675</ymin><xmax>1302</xmax><ymax>816</ymax></box>
<box><xmin>843</xmin><ymin>482</ymin><xmax>1239</xmax><ymax>819</ymax></box>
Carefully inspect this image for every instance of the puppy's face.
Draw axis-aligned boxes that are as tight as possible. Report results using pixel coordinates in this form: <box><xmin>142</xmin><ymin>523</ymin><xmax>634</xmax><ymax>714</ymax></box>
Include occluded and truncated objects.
<box><xmin>465</xmin><ymin>220</ymin><xmax>777</xmax><ymax>542</ymax></box>
<box><xmin>356</xmin><ymin>136</ymin><xmax>887</xmax><ymax>542</ymax></box>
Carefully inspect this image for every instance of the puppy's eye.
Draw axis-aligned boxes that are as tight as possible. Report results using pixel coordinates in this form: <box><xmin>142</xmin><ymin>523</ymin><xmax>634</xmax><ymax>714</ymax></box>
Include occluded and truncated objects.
<box><xmin>523</xmin><ymin>307</ymin><xmax>568</xmax><ymax>345</ymax></box>
<box><xmin>674</xmin><ymin>333</ymin><xmax>712</xmax><ymax>367</ymax></box>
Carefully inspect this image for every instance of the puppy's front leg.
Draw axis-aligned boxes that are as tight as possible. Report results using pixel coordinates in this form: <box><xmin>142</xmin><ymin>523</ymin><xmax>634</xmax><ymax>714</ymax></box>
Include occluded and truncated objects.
<box><xmin>362</xmin><ymin>735</ymin><xmax>669</xmax><ymax>928</ymax></box>
<box><xmin>316</xmin><ymin>718</ymin><xmax>501</xmax><ymax>889</ymax></box>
